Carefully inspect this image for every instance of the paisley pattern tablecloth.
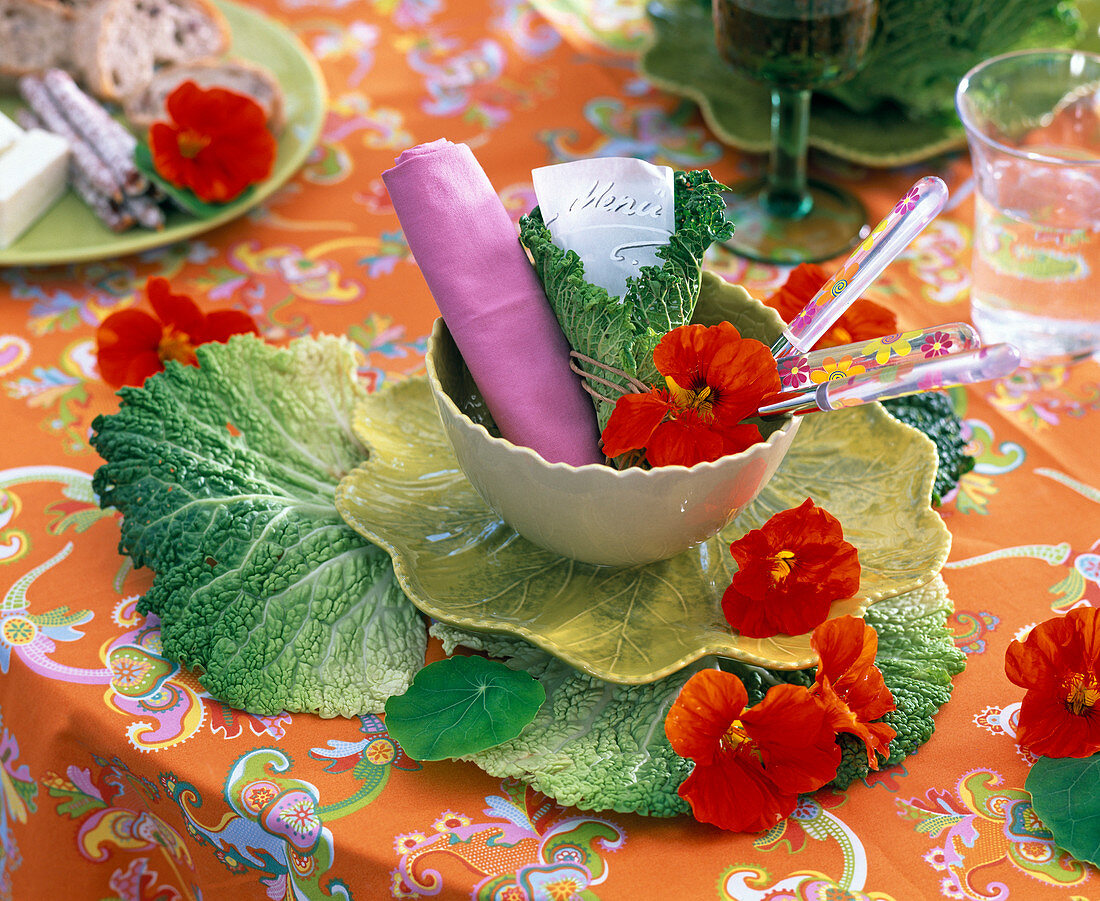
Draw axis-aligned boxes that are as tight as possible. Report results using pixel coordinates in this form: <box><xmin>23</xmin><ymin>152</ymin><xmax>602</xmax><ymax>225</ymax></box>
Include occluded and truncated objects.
<box><xmin>2</xmin><ymin>0</ymin><xmax>1099</xmax><ymax>898</ymax></box>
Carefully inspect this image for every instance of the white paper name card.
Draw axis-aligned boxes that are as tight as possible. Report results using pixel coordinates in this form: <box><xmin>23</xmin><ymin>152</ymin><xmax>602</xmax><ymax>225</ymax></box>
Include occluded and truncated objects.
<box><xmin>532</xmin><ymin>158</ymin><xmax>675</xmax><ymax>300</ymax></box>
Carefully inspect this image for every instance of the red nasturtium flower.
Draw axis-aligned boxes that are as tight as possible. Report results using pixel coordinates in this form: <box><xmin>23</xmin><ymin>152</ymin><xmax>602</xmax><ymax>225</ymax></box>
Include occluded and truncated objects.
<box><xmin>96</xmin><ymin>277</ymin><xmax>259</xmax><ymax>388</ymax></box>
<box><xmin>810</xmin><ymin>616</ymin><xmax>897</xmax><ymax>767</ymax></box>
<box><xmin>600</xmin><ymin>322</ymin><xmax>781</xmax><ymax>467</ymax></box>
<box><xmin>765</xmin><ymin>263</ymin><xmax>897</xmax><ymax>348</ymax></box>
<box><xmin>664</xmin><ymin>669</ymin><xmax>841</xmax><ymax>833</ymax></box>
<box><xmin>722</xmin><ymin>498</ymin><xmax>861</xmax><ymax>639</ymax></box>
<box><xmin>150</xmin><ymin>81</ymin><xmax>277</xmax><ymax>204</ymax></box>
<box><xmin>1005</xmin><ymin>607</ymin><xmax>1100</xmax><ymax>759</ymax></box>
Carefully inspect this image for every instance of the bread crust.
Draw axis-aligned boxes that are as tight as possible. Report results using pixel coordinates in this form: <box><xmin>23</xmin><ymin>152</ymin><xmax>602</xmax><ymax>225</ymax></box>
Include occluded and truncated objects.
<box><xmin>123</xmin><ymin>57</ymin><xmax>286</xmax><ymax>132</ymax></box>
<box><xmin>72</xmin><ymin>0</ymin><xmax>231</xmax><ymax>101</ymax></box>
<box><xmin>0</xmin><ymin>0</ymin><xmax>76</xmax><ymax>76</ymax></box>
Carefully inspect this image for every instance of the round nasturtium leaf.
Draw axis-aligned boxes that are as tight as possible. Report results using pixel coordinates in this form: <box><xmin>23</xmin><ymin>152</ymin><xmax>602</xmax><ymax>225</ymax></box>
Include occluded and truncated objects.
<box><xmin>384</xmin><ymin>655</ymin><xmax>546</xmax><ymax>760</ymax></box>
<box><xmin>1026</xmin><ymin>753</ymin><xmax>1100</xmax><ymax>866</ymax></box>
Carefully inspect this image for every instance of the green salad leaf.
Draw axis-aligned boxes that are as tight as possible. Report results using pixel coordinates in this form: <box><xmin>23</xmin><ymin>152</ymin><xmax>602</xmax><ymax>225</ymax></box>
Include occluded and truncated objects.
<box><xmin>433</xmin><ymin>573</ymin><xmax>964</xmax><ymax>814</ymax></box>
<box><xmin>1027</xmin><ymin>754</ymin><xmax>1100</xmax><ymax>866</ymax></box>
<box><xmin>134</xmin><ymin>141</ymin><xmax>254</xmax><ymax>219</ymax></box>
<box><xmin>385</xmin><ymin>655</ymin><xmax>546</xmax><ymax>760</ymax></box>
<box><xmin>519</xmin><ymin>169</ymin><xmax>733</xmax><ymax>428</ymax></box>
<box><xmin>90</xmin><ymin>334</ymin><xmax>427</xmax><ymax>717</ymax></box>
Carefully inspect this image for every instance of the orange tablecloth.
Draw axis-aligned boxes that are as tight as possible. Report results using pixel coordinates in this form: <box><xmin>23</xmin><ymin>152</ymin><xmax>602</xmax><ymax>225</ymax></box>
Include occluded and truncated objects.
<box><xmin>2</xmin><ymin>1</ymin><xmax>1100</xmax><ymax>898</ymax></box>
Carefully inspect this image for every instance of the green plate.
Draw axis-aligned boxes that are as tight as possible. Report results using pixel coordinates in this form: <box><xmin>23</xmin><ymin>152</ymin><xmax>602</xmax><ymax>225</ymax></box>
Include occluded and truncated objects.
<box><xmin>640</xmin><ymin>0</ymin><xmax>965</xmax><ymax>167</ymax></box>
<box><xmin>1080</xmin><ymin>0</ymin><xmax>1100</xmax><ymax>52</ymax></box>
<box><xmin>336</xmin><ymin>280</ymin><xmax>951</xmax><ymax>685</ymax></box>
<box><xmin>0</xmin><ymin>0</ymin><xmax>325</xmax><ymax>266</ymax></box>
<box><xmin>639</xmin><ymin>0</ymin><xmax>1093</xmax><ymax>167</ymax></box>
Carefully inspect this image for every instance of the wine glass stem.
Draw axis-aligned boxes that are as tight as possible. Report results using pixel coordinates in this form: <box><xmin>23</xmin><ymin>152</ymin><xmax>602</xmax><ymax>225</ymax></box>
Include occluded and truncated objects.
<box><xmin>764</xmin><ymin>87</ymin><xmax>813</xmax><ymax>220</ymax></box>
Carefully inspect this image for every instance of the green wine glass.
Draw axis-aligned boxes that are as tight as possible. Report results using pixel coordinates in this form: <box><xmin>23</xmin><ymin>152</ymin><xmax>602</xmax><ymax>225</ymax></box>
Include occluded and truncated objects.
<box><xmin>713</xmin><ymin>0</ymin><xmax>879</xmax><ymax>262</ymax></box>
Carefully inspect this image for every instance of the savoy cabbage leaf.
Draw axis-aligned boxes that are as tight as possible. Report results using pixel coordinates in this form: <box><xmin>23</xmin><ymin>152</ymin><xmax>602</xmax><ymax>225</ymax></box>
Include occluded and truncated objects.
<box><xmin>825</xmin><ymin>0</ymin><xmax>1081</xmax><ymax>118</ymax></box>
<box><xmin>91</xmin><ymin>334</ymin><xmax>427</xmax><ymax>717</ymax></box>
<box><xmin>519</xmin><ymin>169</ymin><xmax>733</xmax><ymax>427</ymax></box>
<box><xmin>433</xmin><ymin>574</ymin><xmax>964</xmax><ymax>815</ymax></box>
<box><xmin>832</xmin><ymin>574</ymin><xmax>966</xmax><ymax>788</ymax></box>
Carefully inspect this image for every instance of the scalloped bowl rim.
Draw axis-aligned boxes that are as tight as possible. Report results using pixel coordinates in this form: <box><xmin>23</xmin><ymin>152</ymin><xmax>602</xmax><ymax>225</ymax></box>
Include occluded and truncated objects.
<box><xmin>424</xmin><ymin>317</ymin><xmax>799</xmax><ymax>482</ymax></box>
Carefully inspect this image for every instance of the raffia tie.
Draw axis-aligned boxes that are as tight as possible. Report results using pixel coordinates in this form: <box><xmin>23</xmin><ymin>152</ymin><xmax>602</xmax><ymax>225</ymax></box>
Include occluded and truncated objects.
<box><xmin>568</xmin><ymin>351</ymin><xmax>651</xmax><ymax>469</ymax></box>
<box><xmin>568</xmin><ymin>351</ymin><xmax>651</xmax><ymax>408</ymax></box>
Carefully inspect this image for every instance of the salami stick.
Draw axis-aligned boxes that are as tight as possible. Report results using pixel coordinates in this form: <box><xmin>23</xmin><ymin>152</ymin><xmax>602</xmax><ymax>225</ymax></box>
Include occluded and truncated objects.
<box><xmin>71</xmin><ymin>171</ymin><xmax>135</xmax><ymax>233</ymax></box>
<box><xmin>123</xmin><ymin>192</ymin><xmax>165</xmax><ymax>231</ymax></box>
<box><xmin>12</xmin><ymin>108</ymin><xmax>40</xmax><ymax>131</ymax></box>
<box><xmin>16</xmin><ymin>86</ymin><xmax>162</xmax><ymax>233</ymax></box>
<box><xmin>40</xmin><ymin>67</ymin><xmax>147</xmax><ymax>196</ymax></box>
<box><xmin>17</xmin><ymin>75</ymin><xmax>124</xmax><ymax>201</ymax></box>
<box><xmin>15</xmin><ymin>107</ymin><xmax>131</xmax><ymax>232</ymax></box>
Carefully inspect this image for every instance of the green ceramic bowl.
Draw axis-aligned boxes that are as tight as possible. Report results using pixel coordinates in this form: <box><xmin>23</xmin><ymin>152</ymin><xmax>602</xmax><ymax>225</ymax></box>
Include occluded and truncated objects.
<box><xmin>423</xmin><ymin>282</ymin><xmax>801</xmax><ymax>567</ymax></box>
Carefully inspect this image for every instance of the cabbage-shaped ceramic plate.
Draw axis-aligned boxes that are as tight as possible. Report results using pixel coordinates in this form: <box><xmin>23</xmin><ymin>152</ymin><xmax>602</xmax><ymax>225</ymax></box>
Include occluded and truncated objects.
<box><xmin>640</xmin><ymin>0</ymin><xmax>1090</xmax><ymax>167</ymax></box>
<box><xmin>639</xmin><ymin>0</ymin><xmax>966</xmax><ymax>167</ymax></box>
<box><xmin>337</xmin><ymin>283</ymin><xmax>950</xmax><ymax>682</ymax></box>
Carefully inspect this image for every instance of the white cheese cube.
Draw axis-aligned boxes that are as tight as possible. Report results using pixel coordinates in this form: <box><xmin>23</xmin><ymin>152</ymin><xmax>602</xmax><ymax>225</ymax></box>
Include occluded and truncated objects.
<box><xmin>0</xmin><ymin>111</ymin><xmax>23</xmax><ymax>157</ymax></box>
<box><xmin>0</xmin><ymin>128</ymin><xmax>70</xmax><ymax>249</ymax></box>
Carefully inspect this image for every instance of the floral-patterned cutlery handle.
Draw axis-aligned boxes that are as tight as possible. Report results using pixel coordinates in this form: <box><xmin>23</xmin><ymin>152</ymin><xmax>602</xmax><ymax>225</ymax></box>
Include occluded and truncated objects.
<box><xmin>759</xmin><ymin>343</ymin><xmax>1020</xmax><ymax>416</ymax></box>
<box><xmin>769</xmin><ymin>176</ymin><xmax>950</xmax><ymax>360</ymax></box>
<box><xmin>776</xmin><ymin>322</ymin><xmax>981</xmax><ymax>390</ymax></box>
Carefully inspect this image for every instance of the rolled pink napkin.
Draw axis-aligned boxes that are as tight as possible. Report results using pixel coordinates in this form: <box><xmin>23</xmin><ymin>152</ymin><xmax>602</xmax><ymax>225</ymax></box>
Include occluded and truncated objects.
<box><xmin>382</xmin><ymin>139</ymin><xmax>603</xmax><ymax>466</ymax></box>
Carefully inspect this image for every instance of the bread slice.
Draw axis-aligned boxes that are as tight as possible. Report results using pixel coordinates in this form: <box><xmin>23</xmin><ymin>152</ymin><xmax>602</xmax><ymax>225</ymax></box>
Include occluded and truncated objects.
<box><xmin>0</xmin><ymin>0</ymin><xmax>75</xmax><ymax>76</ymax></box>
<box><xmin>71</xmin><ymin>0</ymin><xmax>231</xmax><ymax>101</ymax></box>
<box><xmin>123</xmin><ymin>58</ymin><xmax>285</xmax><ymax>132</ymax></box>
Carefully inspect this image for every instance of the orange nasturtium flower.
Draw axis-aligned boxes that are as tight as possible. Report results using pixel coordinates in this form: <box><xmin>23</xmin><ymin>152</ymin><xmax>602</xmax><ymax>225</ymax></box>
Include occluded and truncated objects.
<box><xmin>722</xmin><ymin>498</ymin><xmax>861</xmax><ymax>639</ymax></box>
<box><xmin>150</xmin><ymin>81</ymin><xmax>277</xmax><ymax>204</ymax></box>
<box><xmin>765</xmin><ymin>263</ymin><xmax>897</xmax><ymax>349</ymax></box>
<box><xmin>1005</xmin><ymin>607</ymin><xmax>1100</xmax><ymax>759</ymax></box>
<box><xmin>96</xmin><ymin>277</ymin><xmax>260</xmax><ymax>388</ymax></box>
<box><xmin>810</xmin><ymin>616</ymin><xmax>897</xmax><ymax>767</ymax></box>
<box><xmin>600</xmin><ymin>322</ymin><xmax>781</xmax><ymax>467</ymax></box>
<box><xmin>664</xmin><ymin>669</ymin><xmax>841</xmax><ymax>833</ymax></box>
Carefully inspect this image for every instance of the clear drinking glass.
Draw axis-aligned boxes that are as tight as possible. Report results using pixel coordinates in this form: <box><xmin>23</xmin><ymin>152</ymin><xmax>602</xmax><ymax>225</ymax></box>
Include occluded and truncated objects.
<box><xmin>712</xmin><ymin>0</ymin><xmax>878</xmax><ymax>263</ymax></box>
<box><xmin>956</xmin><ymin>49</ymin><xmax>1100</xmax><ymax>364</ymax></box>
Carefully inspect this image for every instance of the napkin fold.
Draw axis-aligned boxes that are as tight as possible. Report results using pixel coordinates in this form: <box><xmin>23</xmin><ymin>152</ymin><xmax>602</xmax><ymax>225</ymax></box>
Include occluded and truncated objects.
<box><xmin>382</xmin><ymin>139</ymin><xmax>603</xmax><ymax>467</ymax></box>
